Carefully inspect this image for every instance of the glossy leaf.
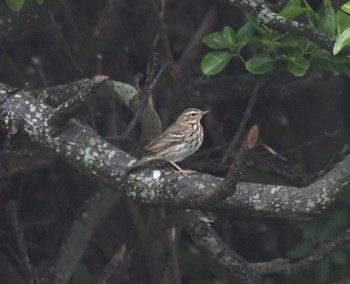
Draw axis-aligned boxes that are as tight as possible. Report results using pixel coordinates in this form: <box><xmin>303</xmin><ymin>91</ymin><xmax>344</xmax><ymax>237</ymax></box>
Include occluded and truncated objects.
<box><xmin>246</xmin><ymin>14</ymin><xmax>270</xmax><ymax>37</ymax></box>
<box><xmin>202</xmin><ymin>32</ymin><xmax>225</xmax><ymax>49</ymax></box>
<box><xmin>245</xmin><ymin>56</ymin><xmax>275</xmax><ymax>74</ymax></box>
<box><xmin>341</xmin><ymin>2</ymin><xmax>350</xmax><ymax>14</ymax></box>
<box><xmin>278</xmin><ymin>35</ymin><xmax>305</xmax><ymax>49</ymax></box>
<box><xmin>335</xmin><ymin>64</ymin><xmax>350</xmax><ymax>77</ymax></box>
<box><xmin>236</xmin><ymin>22</ymin><xmax>255</xmax><ymax>48</ymax></box>
<box><xmin>5</xmin><ymin>0</ymin><xmax>25</xmax><ymax>11</ymax></box>
<box><xmin>284</xmin><ymin>55</ymin><xmax>310</xmax><ymax>77</ymax></box>
<box><xmin>335</xmin><ymin>11</ymin><xmax>350</xmax><ymax>33</ymax></box>
<box><xmin>303</xmin><ymin>0</ymin><xmax>318</xmax><ymax>27</ymax></box>
<box><xmin>201</xmin><ymin>51</ymin><xmax>234</xmax><ymax>75</ymax></box>
<box><xmin>333</xmin><ymin>27</ymin><xmax>350</xmax><ymax>55</ymax></box>
<box><xmin>318</xmin><ymin>0</ymin><xmax>336</xmax><ymax>37</ymax></box>
<box><xmin>223</xmin><ymin>26</ymin><xmax>236</xmax><ymax>45</ymax></box>
<box><xmin>313</xmin><ymin>49</ymin><xmax>345</xmax><ymax>63</ymax></box>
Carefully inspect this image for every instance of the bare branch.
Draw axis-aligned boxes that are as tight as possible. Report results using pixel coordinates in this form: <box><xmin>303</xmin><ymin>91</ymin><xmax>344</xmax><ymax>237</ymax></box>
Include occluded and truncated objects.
<box><xmin>181</xmin><ymin>210</ymin><xmax>262</xmax><ymax>284</ymax></box>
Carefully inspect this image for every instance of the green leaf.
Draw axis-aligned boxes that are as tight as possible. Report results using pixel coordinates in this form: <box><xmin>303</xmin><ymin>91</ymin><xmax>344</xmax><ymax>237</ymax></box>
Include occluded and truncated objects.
<box><xmin>331</xmin><ymin>250</ymin><xmax>348</xmax><ymax>265</ymax></box>
<box><xmin>341</xmin><ymin>2</ymin><xmax>350</xmax><ymax>14</ymax></box>
<box><xmin>202</xmin><ymin>32</ymin><xmax>227</xmax><ymax>49</ymax></box>
<box><xmin>5</xmin><ymin>0</ymin><xmax>25</xmax><ymax>11</ymax></box>
<box><xmin>303</xmin><ymin>0</ymin><xmax>318</xmax><ymax>27</ymax></box>
<box><xmin>287</xmin><ymin>241</ymin><xmax>314</xmax><ymax>258</ymax></box>
<box><xmin>335</xmin><ymin>11</ymin><xmax>350</xmax><ymax>33</ymax></box>
<box><xmin>245</xmin><ymin>56</ymin><xmax>276</xmax><ymax>74</ymax></box>
<box><xmin>277</xmin><ymin>35</ymin><xmax>308</xmax><ymax>52</ymax></box>
<box><xmin>236</xmin><ymin>22</ymin><xmax>255</xmax><ymax>48</ymax></box>
<box><xmin>36</xmin><ymin>0</ymin><xmax>44</xmax><ymax>4</ymax></box>
<box><xmin>223</xmin><ymin>26</ymin><xmax>236</xmax><ymax>46</ymax></box>
<box><xmin>284</xmin><ymin>55</ymin><xmax>310</xmax><ymax>77</ymax></box>
<box><xmin>202</xmin><ymin>28</ymin><xmax>237</xmax><ymax>50</ymax></box>
<box><xmin>333</xmin><ymin>27</ymin><xmax>350</xmax><ymax>55</ymax></box>
<box><xmin>279</xmin><ymin>6</ymin><xmax>309</xmax><ymax>19</ymax></box>
<box><xmin>318</xmin><ymin>0</ymin><xmax>337</xmax><ymax>37</ymax></box>
<box><xmin>201</xmin><ymin>51</ymin><xmax>234</xmax><ymax>75</ymax></box>
<box><xmin>312</xmin><ymin>49</ymin><xmax>345</xmax><ymax>63</ymax></box>
<box><xmin>246</xmin><ymin>14</ymin><xmax>270</xmax><ymax>37</ymax></box>
<box><xmin>335</xmin><ymin>64</ymin><xmax>350</xmax><ymax>77</ymax></box>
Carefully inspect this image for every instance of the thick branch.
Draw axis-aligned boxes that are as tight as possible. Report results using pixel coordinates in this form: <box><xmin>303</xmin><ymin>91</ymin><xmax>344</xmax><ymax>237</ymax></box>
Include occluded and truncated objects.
<box><xmin>47</xmin><ymin>75</ymin><xmax>108</xmax><ymax>131</ymax></box>
<box><xmin>0</xmin><ymin>81</ymin><xmax>349</xmax><ymax>220</ymax></box>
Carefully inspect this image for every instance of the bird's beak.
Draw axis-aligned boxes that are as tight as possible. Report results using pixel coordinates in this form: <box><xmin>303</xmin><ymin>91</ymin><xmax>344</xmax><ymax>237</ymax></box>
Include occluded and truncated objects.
<box><xmin>202</xmin><ymin>110</ymin><xmax>209</xmax><ymax>115</ymax></box>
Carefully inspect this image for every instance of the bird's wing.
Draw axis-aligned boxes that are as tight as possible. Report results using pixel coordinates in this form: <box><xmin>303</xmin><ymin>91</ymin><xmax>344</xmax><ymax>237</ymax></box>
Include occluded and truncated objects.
<box><xmin>144</xmin><ymin>123</ymin><xmax>186</xmax><ymax>155</ymax></box>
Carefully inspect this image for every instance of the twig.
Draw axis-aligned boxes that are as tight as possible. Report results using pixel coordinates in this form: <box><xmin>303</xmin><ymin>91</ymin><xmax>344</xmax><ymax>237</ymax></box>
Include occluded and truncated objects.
<box><xmin>203</xmin><ymin>125</ymin><xmax>259</xmax><ymax>206</ymax></box>
<box><xmin>96</xmin><ymin>244</ymin><xmax>126</xmax><ymax>284</ymax></box>
<box><xmin>251</xmin><ymin>227</ymin><xmax>350</xmax><ymax>275</ymax></box>
<box><xmin>149</xmin><ymin>0</ymin><xmax>174</xmax><ymax>62</ymax></box>
<box><xmin>77</xmin><ymin>0</ymin><xmax>125</xmax><ymax>68</ymax></box>
<box><xmin>6</xmin><ymin>200</ymin><xmax>36</xmax><ymax>284</ymax></box>
<box><xmin>222</xmin><ymin>79</ymin><xmax>264</xmax><ymax>163</ymax></box>
<box><xmin>48</xmin><ymin>11</ymin><xmax>85</xmax><ymax>78</ymax></box>
<box><xmin>251</xmin><ymin>155</ymin><xmax>303</xmax><ymax>186</ymax></box>
<box><xmin>105</xmin><ymin>61</ymin><xmax>168</xmax><ymax>141</ymax></box>
<box><xmin>276</xmin><ymin>129</ymin><xmax>343</xmax><ymax>159</ymax></box>
<box><xmin>178</xmin><ymin>5</ymin><xmax>217</xmax><ymax>68</ymax></box>
<box><xmin>181</xmin><ymin>210</ymin><xmax>262</xmax><ymax>284</ymax></box>
<box><xmin>96</xmin><ymin>54</ymin><xmax>103</xmax><ymax>75</ymax></box>
<box><xmin>160</xmin><ymin>210</ymin><xmax>181</xmax><ymax>284</ymax></box>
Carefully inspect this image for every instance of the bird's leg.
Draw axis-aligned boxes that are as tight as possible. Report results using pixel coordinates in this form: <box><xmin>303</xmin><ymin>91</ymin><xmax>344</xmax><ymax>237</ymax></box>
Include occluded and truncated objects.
<box><xmin>168</xmin><ymin>161</ymin><xmax>196</xmax><ymax>176</ymax></box>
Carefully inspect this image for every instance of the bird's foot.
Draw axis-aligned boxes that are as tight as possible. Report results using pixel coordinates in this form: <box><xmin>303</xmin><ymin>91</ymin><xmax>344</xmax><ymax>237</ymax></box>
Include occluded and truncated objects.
<box><xmin>172</xmin><ymin>168</ymin><xmax>196</xmax><ymax>176</ymax></box>
<box><xmin>168</xmin><ymin>161</ymin><xmax>196</xmax><ymax>176</ymax></box>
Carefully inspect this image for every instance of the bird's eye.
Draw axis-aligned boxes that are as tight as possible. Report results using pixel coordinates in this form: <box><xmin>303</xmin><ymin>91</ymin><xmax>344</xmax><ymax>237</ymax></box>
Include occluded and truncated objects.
<box><xmin>190</xmin><ymin>112</ymin><xmax>196</xmax><ymax>117</ymax></box>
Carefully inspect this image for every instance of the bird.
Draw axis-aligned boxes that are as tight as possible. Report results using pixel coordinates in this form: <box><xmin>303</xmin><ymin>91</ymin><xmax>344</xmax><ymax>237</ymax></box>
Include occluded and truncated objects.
<box><xmin>127</xmin><ymin>108</ymin><xmax>208</xmax><ymax>175</ymax></box>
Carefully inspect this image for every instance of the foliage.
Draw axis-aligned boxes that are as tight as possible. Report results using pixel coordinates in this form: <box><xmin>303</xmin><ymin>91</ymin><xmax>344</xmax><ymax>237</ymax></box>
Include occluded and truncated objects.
<box><xmin>201</xmin><ymin>0</ymin><xmax>350</xmax><ymax>77</ymax></box>
<box><xmin>4</xmin><ymin>0</ymin><xmax>44</xmax><ymax>12</ymax></box>
<box><xmin>334</xmin><ymin>1</ymin><xmax>350</xmax><ymax>55</ymax></box>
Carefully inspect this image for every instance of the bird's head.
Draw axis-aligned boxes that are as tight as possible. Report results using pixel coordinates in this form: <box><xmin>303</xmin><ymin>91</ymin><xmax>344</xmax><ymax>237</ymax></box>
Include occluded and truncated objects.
<box><xmin>177</xmin><ymin>108</ymin><xmax>209</xmax><ymax>125</ymax></box>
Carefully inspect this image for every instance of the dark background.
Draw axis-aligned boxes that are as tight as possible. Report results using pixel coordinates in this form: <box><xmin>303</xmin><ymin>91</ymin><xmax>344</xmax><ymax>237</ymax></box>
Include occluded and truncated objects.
<box><xmin>1</xmin><ymin>0</ymin><xmax>350</xmax><ymax>283</ymax></box>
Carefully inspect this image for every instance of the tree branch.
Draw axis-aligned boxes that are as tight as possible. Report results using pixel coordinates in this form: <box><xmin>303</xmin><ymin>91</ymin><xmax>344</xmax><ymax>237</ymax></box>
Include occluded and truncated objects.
<box><xmin>0</xmin><ymin>80</ymin><xmax>350</xmax><ymax>221</ymax></box>
<box><xmin>225</xmin><ymin>0</ymin><xmax>350</xmax><ymax>55</ymax></box>
<box><xmin>181</xmin><ymin>210</ymin><xmax>262</xmax><ymax>284</ymax></box>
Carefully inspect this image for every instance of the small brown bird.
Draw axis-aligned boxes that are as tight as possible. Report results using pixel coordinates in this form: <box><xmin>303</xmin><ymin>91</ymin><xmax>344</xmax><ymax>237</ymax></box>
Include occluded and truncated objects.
<box><xmin>128</xmin><ymin>108</ymin><xmax>208</xmax><ymax>175</ymax></box>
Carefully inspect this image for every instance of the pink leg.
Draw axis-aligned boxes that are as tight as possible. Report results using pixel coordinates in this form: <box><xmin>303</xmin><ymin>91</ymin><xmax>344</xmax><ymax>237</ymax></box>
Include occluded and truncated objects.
<box><xmin>169</xmin><ymin>161</ymin><xmax>196</xmax><ymax>176</ymax></box>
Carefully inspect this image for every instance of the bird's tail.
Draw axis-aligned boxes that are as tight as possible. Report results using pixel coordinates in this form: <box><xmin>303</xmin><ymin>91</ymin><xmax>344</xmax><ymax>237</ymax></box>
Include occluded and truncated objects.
<box><xmin>126</xmin><ymin>156</ymin><xmax>160</xmax><ymax>172</ymax></box>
